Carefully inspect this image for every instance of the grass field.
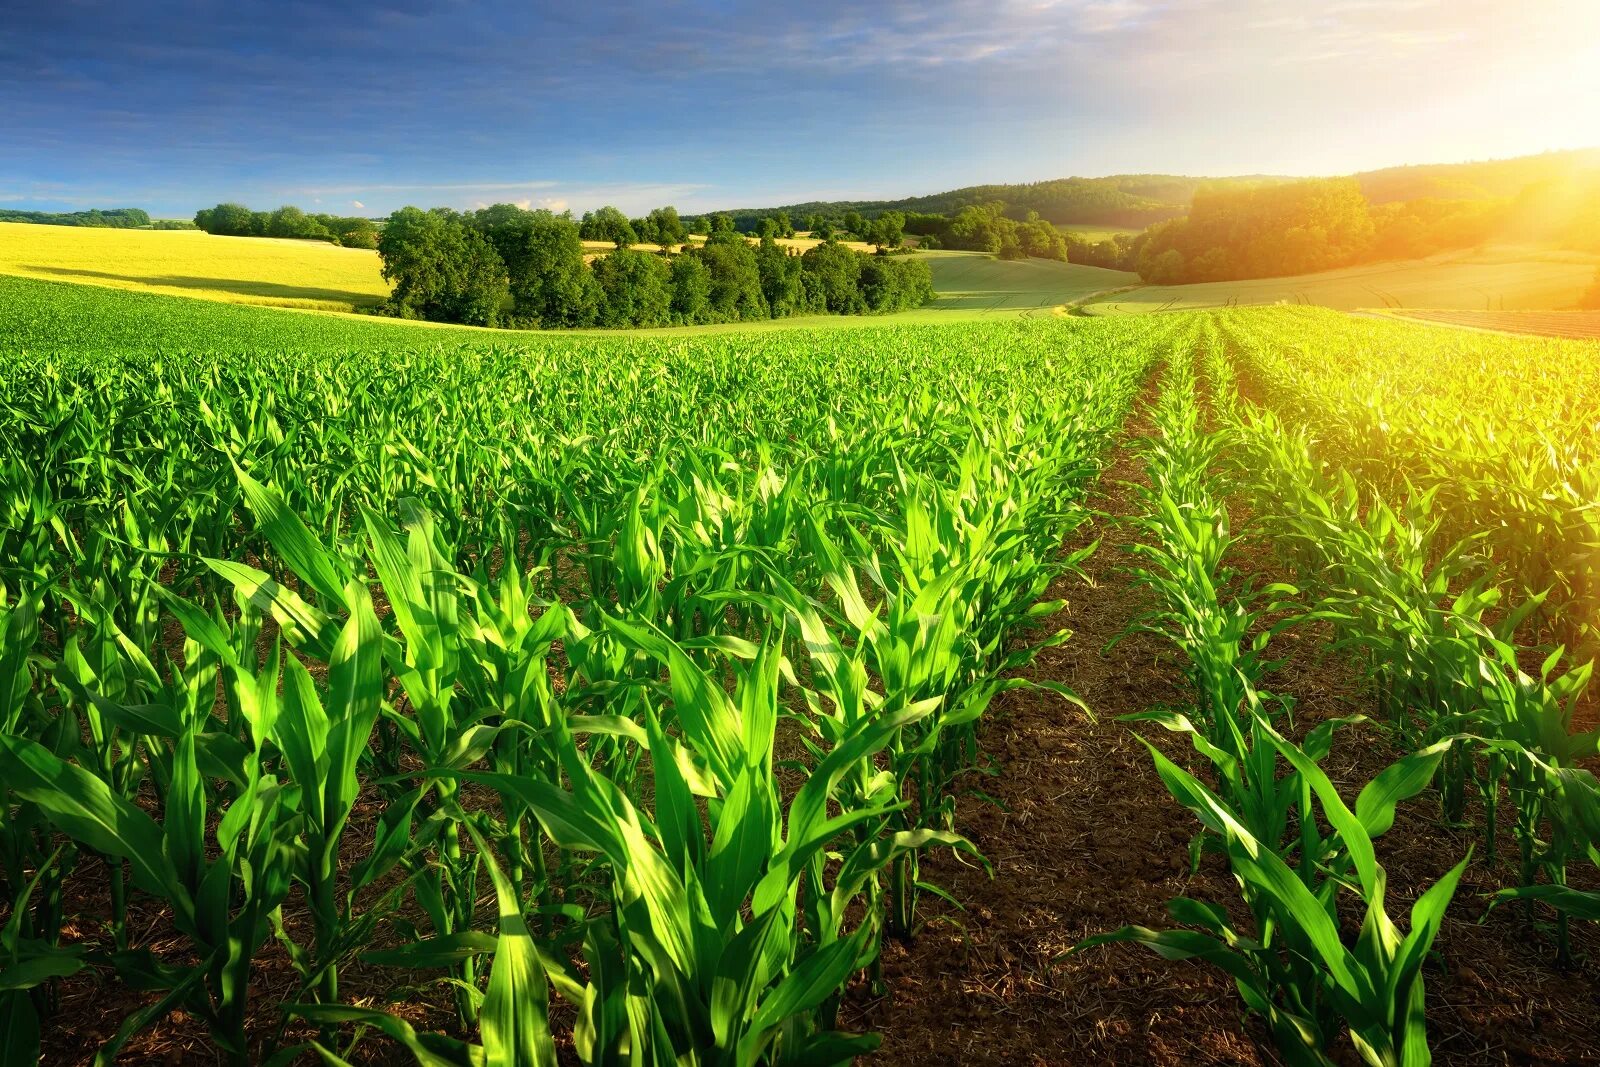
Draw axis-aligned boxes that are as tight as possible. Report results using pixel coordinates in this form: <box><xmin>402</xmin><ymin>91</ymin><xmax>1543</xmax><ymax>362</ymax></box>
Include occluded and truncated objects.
<box><xmin>917</xmin><ymin>249</ymin><xmax>1134</xmax><ymax>313</ymax></box>
<box><xmin>1081</xmin><ymin>244</ymin><xmax>1600</xmax><ymax>314</ymax></box>
<box><xmin>1058</xmin><ymin>222</ymin><xmax>1133</xmax><ymax>243</ymax></box>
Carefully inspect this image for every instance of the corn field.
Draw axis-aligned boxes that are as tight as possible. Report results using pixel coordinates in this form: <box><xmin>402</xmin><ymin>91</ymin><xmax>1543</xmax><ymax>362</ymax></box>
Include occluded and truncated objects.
<box><xmin>2</xmin><ymin>281</ymin><xmax>1598</xmax><ymax>1065</ymax></box>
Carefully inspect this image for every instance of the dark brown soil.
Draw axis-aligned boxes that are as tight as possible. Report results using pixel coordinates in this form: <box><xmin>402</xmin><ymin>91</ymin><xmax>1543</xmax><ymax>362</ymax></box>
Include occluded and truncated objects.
<box><xmin>846</xmin><ymin>374</ymin><xmax>1600</xmax><ymax>1066</ymax></box>
<box><xmin>841</xmin><ymin>380</ymin><xmax>1274</xmax><ymax>1065</ymax></box>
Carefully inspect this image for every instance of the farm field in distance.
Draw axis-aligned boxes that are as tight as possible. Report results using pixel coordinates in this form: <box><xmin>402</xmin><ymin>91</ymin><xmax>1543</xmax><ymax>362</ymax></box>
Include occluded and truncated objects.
<box><xmin>3</xmin><ymin>265</ymin><xmax>1600</xmax><ymax>1066</ymax></box>
<box><xmin>1385</xmin><ymin>307</ymin><xmax>1600</xmax><ymax>339</ymax></box>
<box><xmin>9</xmin><ymin>224</ymin><xmax>1598</xmax><ymax>337</ymax></box>
<box><xmin>0</xmin><ymin>220</ymin><xmax>391</xmax><ymax>312</ymax></box>
<box><xmin>1081</xmin><ymin>244</ymin><xmax>1600</xmax><ymax>315</ymax></box>
<box><xmin>0</xmin><ymin>223</ymin><xmax>1130</xmax><ymax>326</ymax></box>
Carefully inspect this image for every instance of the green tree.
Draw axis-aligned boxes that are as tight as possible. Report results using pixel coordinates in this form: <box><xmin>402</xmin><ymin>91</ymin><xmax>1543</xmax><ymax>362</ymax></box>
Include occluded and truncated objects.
<box><xmin>1135</xmin><ymin>177</ymin><xmax>1376</xmax><ymax>283</ymax></box>
<box><xmin>866</xmin><ymin>211</ymin><xmax>905</xmax><ymax>250</ymax></box>
<box><xmin>340</xmin><ymin>228</ymin><xmax>378</xmax><ymax>250</ymax></box>
<box><xmin>335</xmin><ymin>218</ymin><xmax>378</xmax><ymax>249</ymax></box>
<box><xmin>579</xmin><ymin>205</ymin><xmax>637</xmax><ymax>248</ymax></box>
<box><xmin>377</xmin><ymin>207</ymin><xmax>509</xmax><ymax>326</ymax></box>
<box><xmin>473</xmin><ymin>206</ymin><xmax>598</xmax><ymax>328</ymax></box>
<box><xmin>860</xmin><ymin>256</ymin><xmax>933</xmax><ymax>311</ymax></box>
<box><xmin>266</xmin><ymin>205</ymin><xmax>333</xmax><ymax>241</ymax></box>
<box><xmin>695</xmin><ymin>233</ymin><xmax>766</xmax><ymax>320</ymax></box>
<box><xmin>648</xmin><ymin>206</ymin><xmax>688</xmax><ymax>249</ymax></box>
<box><xmin>946</xmin><ymin>204</ymin><xmax>1013</xmax><ymax>253</ymax></box>
<box><xmin>669</xmin><ymin>253</ymin><xmax>711</xmax><ymax>323</ymax></box>
<box><xmin>591</xmin><ymin>249</ymin><xmax>673</xmax><ymax>327</ymax></box>
<box><xmin>1017</xmin><ymin>212</ymin><xmax>1066</xmax><ymax>260</ymax></box>
<box><xmin>631</xmin><ymin>215</ymin><xmax>659</xmax><ymax>247</ymax></box>
<box><xmin>198</xmin><ymin>202</ymin><xmax>255</xmax><ymax>236</ymax></box>
<box><xmin>800</xmin><ymin>240</ymin><xmax>863</xmax><ymax>313</ymax></box>
<box><xmin>756</xmin><ymin>235</ymin><xmax>802</xmax><ymax>317</ymax></box>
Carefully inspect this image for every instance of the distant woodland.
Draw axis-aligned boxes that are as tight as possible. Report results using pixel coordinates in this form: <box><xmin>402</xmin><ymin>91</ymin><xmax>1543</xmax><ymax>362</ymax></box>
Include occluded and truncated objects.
<box><xmin>734</xmin><ymin>149</ymin><xmax>1600</xmax><ymax>285</ymax></box>
<box><xmin>0</xmin><ymin>207</ymin><xmax>192</xmax><ymax>229</ymax></box>
<box><xmin>186</xmin><ymin>200</ymin><xmax>932</xmax><ymax>328</ymax></box>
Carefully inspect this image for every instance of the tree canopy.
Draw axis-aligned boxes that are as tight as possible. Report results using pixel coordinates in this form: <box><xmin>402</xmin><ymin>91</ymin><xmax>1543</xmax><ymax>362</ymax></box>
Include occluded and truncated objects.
<box><xmin>377</xmin><ymin>207</ymin><xmax>509</xmax><ymax>326</ymax></box>
<box><xmin>578</xmin><ymin>206</ymin><xmax>637</xmax><ymax>248</ymax></box>
<box><xmin>0</xmin><ymin>207</ymin><xmax>151</xmax><ymax>228</ymax></box>
<box><xmin>194</xmin><ymin>201</ymin><xmax>379</xmax><ymax>248</ymax></box>
<box><xmin>371</xmin><ymin>202</ymin><xmax>934</xmax><ymax>329</ymax></box>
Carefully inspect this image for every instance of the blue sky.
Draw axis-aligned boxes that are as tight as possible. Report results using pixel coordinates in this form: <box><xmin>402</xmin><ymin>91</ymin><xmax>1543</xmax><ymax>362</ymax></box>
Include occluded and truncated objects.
<box><xmin>4</xmin><ymin>1</ymin><xmax>1599</xmax><ymax>218</ymax></box>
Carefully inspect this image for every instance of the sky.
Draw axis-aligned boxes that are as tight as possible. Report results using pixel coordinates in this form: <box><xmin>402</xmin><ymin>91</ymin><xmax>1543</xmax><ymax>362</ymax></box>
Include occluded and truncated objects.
<box><xmin>4</xmin><ymin>0</ymin><xmax>1600</xmax><ymax>218</ymax></box>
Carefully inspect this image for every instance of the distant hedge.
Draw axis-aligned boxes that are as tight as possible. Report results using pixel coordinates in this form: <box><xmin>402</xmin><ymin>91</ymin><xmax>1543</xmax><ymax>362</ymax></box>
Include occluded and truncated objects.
<box><xmin>0</xmin><ymin>208</ymin><xmax>151</xmax><ymax>228</ymax></box>
<box><xmin>193</xmin><ymin>202</ymin><xmax>379</xmax><ymax>249</ymax></box>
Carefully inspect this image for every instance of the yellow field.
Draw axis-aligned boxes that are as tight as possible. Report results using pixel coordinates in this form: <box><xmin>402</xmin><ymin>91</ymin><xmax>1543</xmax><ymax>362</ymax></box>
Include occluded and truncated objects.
<box><xmin>0</xmin><ymin>221</ymin><xmax>389</xmax><ymax>312</ymax></box>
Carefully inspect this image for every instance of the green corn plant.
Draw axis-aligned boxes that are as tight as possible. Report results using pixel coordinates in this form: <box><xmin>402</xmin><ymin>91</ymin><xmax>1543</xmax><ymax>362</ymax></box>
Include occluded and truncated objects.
<box><xmin>1213</xmin><ymin>320</ymin><xmax>1600</xmax><ymax>964</ymax></box>
<box><xmin>163</xmin><ymin>470</ymin><xmax>416</xmax><ymax>1040</ymax></box>
<box><xmin>452</xmin><ymin>619</ymin><xmax>963</xmax><ymax>1066</ymax></box>
<box><xmin>1080</xmin><ymin>718</ymin><xmax>1469</xmax><ymax>1067</ymax></box>
<box><xmin>0</xmin><ymin>634</ymin><xmax>299</xmax><ymax>1066</ymax></box>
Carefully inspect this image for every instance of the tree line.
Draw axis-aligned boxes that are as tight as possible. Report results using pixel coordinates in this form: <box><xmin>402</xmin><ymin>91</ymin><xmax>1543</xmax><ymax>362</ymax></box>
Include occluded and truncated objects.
<box><xmin>902</xmin><ymin>204</ymin><xmax>1141</xmax><ymax>270</ymax></box>
<box><xmin>193</xmin><ymin>203</ymin><xmax>379</xmax><ymax>248</ymax></box>
<box><xmin>1133</xmin><ymin>178</ymin><xmax>1515</xmax><ymax>284</ymax></box>
<box><xmin>376</xmin><ymin>204</ymin><xmax>934</xmax><ymax>328</ymax></box>
<box><xmin>717</xmin><ymin>174</ymin><xmax>1190</xmax><ymax>233</ymax></box>
<box><xmin>0</xmin><ymin>208</ymin><xmax>159</xmax><ymax>228</ymax></box>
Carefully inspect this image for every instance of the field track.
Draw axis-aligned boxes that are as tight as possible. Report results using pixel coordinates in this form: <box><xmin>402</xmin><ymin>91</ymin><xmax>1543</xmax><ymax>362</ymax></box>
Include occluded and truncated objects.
<box><xmin>1388</xmin><ymin>309</ymin><xmax>1600</xmax><ymax>340</ymax></box>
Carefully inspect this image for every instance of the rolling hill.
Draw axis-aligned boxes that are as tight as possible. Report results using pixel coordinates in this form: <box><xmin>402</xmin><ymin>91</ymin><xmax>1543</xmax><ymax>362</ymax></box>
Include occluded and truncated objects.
<box><xmin>722</xmin><ymin>148</ymin><xmax>1600</xmax><ymax>231</ymax></box>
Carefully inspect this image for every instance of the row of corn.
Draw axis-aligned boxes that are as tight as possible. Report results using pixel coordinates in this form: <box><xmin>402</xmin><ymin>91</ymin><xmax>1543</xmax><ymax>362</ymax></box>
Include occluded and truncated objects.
<box><xmin>1213</xmin><ymin>312</ymin><xmax>1600</xmax><ymax>960</ymax></box>
<box><xmin>1090</xmin><ymin>315</ymin><xmax>1598</xmax><ymax>1064</ymax></box>
<box><xmin>1078</xmin><ymin>335</ymin><xmax>1469</xmax><ymax>1067</ymax></box>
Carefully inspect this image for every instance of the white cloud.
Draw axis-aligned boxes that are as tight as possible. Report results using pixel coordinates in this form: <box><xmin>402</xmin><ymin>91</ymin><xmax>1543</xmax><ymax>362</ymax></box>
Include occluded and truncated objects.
<box><xmin>351</xmin><ymin>199</ymin><xmax>364</xmax><ymax>209</ymax></box>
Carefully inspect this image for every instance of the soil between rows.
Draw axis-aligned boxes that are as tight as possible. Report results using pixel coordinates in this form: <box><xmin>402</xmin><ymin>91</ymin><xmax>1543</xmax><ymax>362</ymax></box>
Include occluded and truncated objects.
<box><xmin>849</xmin><ymin>375</ymin><xmax>1600</xmax><ymax>1065</ymax></box>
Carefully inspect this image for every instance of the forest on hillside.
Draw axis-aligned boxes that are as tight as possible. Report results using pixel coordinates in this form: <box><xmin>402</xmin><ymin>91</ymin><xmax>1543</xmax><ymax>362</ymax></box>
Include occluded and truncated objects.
<box><xmin>723</xmin><ymin>149</ymin><xmax>1600</xmax><ymax>231</ymax></box>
